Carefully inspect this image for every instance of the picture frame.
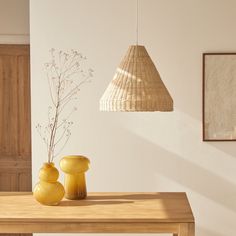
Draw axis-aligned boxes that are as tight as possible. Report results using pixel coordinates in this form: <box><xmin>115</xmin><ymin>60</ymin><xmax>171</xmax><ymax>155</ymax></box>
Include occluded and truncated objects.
<box><xmin>203</xmin><ymin>53</ymin><xmax>236</xmax><ymax>141</ymax></box>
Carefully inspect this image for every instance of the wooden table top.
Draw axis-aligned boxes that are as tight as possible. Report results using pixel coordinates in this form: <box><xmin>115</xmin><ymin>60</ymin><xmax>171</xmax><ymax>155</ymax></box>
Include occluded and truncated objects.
<box><xmin>0</xmin><ymin>192</ymin><xmax>194</xmax><ymax>223</ymax></box>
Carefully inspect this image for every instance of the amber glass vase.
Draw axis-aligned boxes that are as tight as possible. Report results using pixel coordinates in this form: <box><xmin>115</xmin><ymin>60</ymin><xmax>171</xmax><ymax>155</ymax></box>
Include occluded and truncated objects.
<box><xmin>33</xmin><ymin>163</ymin><xmax>65</xmax><ymax>205</ymax></box>
<box><xmin>60</xmin><ymin>156</ymin><xmax>90</xmax><ymax>200</ymax></box>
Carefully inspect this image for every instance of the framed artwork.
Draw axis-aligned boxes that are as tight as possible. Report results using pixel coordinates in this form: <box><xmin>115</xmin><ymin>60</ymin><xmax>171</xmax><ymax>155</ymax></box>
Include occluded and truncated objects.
<box><xmin>203</xmin><ymin>53</ymin><xmax>236</xmax><ymax>141</ymax></box>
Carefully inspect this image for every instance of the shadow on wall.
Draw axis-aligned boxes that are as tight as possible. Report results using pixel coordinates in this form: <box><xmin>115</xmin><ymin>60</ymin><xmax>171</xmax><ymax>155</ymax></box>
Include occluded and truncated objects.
<box><xmin>79</xmin><ymin>108</ymin><xmax>236</xmax><ymax>236</ymax></box>
<box><xmin>95</xmin><ymin>111</ymin><xmax>236</xmax><ymax>212</ymax></box>
<box><xmin>116</xmin><ymin>110</ymin><xmax>236</xmax><ymax>183</ymax></box>
<box><xmin>119</xmin><ymin>128</ymin><xmax>236</xmax><ymax>212</ymax></box>
<box><xmin>112</xmin><ymin>126</ymin><xmax>236</xmax><ymax>236</ymax></box>
<box><xmin>207</xmin><ymin>141</ymin><xmax>236</xmax><ymax>159</ymax></box>
<box><xmin>94</xmin><ymin>123</ymin><xmax>236</xmax><ymax>236</ymax></box>
<box><xmin>96</xmin><ymin>112</ymin><xmax>236</xmax><ymax>202</ymax></box>
<box><xmin>198</xmin><ymin>227</ymin><xmax>225</xmax><ymax>236</ymax></box>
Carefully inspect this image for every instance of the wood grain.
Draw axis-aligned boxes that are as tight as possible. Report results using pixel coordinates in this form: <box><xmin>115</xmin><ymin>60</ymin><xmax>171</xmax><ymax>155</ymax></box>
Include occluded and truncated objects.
<box><xmin>0</xmin><ymin>44</ymin><xmax>31</xmax><ymax>192</ymax></box>
<box><xmin>178</xmin><ymin>223</ymin><xmax>195</xmax><ymax>236</ymax></box>
<box><xmin>0</xmin><ymin>45</ymin><xmax>31</xmax><ymax>236</ymax></box>
<box><xmin>0</xmin><ymin>222</ymin><xmax>180</xmax><ymax>233</ymax></box>
<box><xmin>0</xmin><ymin>192</ymin><xmax>195</xmax><ymax>234</ymax></box>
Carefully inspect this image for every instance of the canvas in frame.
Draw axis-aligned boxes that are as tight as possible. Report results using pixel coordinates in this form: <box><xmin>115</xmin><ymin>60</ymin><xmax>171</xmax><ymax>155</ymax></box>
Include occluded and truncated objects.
<box><xmin>203</xmin><ymin>53</ymin><xmax>236</xmax><ymax>141</ymax></box>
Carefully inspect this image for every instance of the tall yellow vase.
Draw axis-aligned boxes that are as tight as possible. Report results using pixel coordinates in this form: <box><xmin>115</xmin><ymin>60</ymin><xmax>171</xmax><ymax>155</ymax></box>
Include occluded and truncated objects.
<box><xmin>33</xmin><ymin>163</ymin><xmax>65</xmax><ymax>205</ymax></box>
<box><xmin>60</xmin><ymin>156</ymin><xmax>90</xmax><ymax>200</ymax></box>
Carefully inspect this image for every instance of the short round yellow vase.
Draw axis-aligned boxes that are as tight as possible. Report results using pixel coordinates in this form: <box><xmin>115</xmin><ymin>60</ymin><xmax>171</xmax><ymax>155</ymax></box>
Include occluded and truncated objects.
<box><xmin>60</xmin><ymin>155</ymin><xmax>90</xmax><ymax>200</ymax></box>
<box><xmin>33</xmin><ymin>163</ymin><xmax>65</xmax><ymax>206</ymax></box>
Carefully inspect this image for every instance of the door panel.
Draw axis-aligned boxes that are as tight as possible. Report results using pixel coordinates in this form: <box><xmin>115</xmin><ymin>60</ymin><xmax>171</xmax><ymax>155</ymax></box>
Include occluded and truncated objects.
<box><xmin>0</xmin><ymin>45</ymin><xmax>32</xmax><ymax>236</ymax></box>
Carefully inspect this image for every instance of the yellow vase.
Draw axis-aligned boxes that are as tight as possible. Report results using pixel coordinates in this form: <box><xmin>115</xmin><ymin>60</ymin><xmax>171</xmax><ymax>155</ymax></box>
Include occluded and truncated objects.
<box><xmin>60</xmin><ymin>155</ymin><xmax>90</xmax><ymax>200</ymax></box>
<box><xmin>33</xmin><ymin>162</ymin><xmax>65</xmax><ymax>206</ymax></box>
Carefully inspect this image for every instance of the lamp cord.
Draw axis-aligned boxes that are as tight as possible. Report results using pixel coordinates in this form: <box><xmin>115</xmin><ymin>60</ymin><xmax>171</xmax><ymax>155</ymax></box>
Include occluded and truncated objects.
<box><xmin>136</xmin><ymin>0</ymin><xmax>139</xmax><ymax>45</ymax></box>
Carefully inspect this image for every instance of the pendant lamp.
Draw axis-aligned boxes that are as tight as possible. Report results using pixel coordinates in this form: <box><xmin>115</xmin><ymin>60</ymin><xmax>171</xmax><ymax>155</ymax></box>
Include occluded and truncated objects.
<box><xmin>100</xmin><ymin>0</ymin><xmax>173</xmax><ymax>112</ymax></box>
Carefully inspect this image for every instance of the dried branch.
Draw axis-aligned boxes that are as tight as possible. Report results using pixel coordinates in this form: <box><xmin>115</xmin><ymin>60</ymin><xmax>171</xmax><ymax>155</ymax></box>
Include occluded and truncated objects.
<box><xmin>37</xmin><ymin>48</ymin><xmax>94</xmax><ymax>163</ymax></box>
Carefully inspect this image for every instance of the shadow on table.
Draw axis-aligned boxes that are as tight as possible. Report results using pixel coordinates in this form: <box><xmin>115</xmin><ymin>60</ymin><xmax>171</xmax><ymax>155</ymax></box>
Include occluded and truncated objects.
<box><xmin>58</xmin><ymin>193</ymin><xmax>182</xmax><ymax>207</ymax></box>
<box><xmin>87</xmin><ymin>193</ymin><xmax>182</xmax><ymax>201</ymax></box>
<box><xmin>58</xmin><ymin>199</ymin><xmax>134</xmax><ymax>206</ymax></box>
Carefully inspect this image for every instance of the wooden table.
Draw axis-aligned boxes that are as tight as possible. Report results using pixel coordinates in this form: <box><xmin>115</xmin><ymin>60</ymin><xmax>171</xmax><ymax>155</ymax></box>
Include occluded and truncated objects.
<box><xmin>0</xmin><ymin>192</ymin><xmax>194</xmax><ymax>236</ymax></box>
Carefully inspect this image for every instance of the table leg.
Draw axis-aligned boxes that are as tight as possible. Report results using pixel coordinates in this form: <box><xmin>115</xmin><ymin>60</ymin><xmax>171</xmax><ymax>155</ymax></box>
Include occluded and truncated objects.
<box><xmin>178</xmin><ymin>223</ymin><xmax>195</xmax><ymax>236</ymax></box>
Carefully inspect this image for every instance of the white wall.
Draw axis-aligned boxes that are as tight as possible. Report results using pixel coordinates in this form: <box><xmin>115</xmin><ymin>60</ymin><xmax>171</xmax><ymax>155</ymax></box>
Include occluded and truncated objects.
<box><xmin>30</xmin><ymin>0</ymin><xmax>236</xmax><ymax>236</ymax></box>
<box><xmin>0</xmin><ymin>0</ymin><xmax>29</xmax><ymax>44</ymax></box>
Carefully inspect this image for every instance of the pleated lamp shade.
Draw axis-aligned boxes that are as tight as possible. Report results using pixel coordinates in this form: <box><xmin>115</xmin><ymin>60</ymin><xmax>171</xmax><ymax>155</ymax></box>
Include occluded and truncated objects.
<box><xmin>100</xmin><ymin>45</ymin><xmax>173</xmax><ymax>112</ymax></box>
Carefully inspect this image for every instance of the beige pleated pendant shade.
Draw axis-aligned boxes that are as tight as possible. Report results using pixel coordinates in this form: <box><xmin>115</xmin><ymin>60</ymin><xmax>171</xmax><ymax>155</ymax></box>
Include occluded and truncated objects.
<box><xmin>100</xmin><ymin>45</ymin><xmax>173</xmax><ymax>112</ymax></box>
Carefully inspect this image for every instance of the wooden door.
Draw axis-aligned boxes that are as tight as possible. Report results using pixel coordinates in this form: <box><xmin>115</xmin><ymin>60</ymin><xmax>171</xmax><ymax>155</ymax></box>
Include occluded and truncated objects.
<box><xmin>0</xmin><ymin>45</ymin><xmax>31</xmax><ymax>236</ymax></box>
